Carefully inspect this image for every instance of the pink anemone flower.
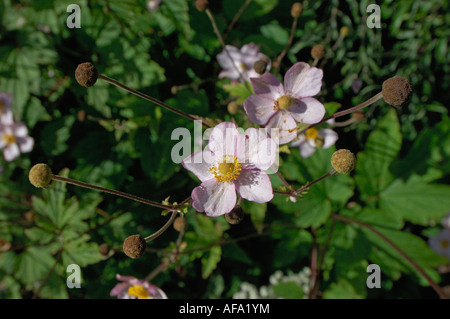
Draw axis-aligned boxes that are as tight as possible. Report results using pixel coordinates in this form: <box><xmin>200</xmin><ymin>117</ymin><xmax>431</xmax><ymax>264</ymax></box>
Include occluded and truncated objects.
<box><xmin>244</xmin><ymin>62</ymin><xmax>325</xmax><ymax>144</ymax></box>
<box><xmin>182</xmin><ymin>122</ymin><xmax>277</xmax><ymax>217</ymax></box>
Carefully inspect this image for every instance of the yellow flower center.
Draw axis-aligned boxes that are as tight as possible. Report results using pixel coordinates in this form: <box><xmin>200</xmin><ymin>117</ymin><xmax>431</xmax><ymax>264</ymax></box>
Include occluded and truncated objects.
<box><xmin>441</xmin><ymin>239</ymin><xmax>449</xmax><ymax>249</ymax></box>
<box><xmin>127</xmin><ymin>284</ymin><xmax>150</xmax><ymax>299</ymax></box>
<box><xmin>210</xmin><ymin>155</ymin><xmax>242</xmax><ymax>183</ymax></box>
<box><xmin>305</xmin><ymin>128</ymin><xmax>318</xmax><ymax>140</ymax></box>
<box><xmin>2</xmin><ymin>134</ymin><xmax>16</xmax><ymax>146</ymax></box>
<box><xmin>276</xmin><ymin>95</ymin><xmax>294</xmax><ymax>110</ymax></box>
<box><xmin>240</xmin><ymin>63</ymin><xmax>250</xmax><ymax>70</ymax></box>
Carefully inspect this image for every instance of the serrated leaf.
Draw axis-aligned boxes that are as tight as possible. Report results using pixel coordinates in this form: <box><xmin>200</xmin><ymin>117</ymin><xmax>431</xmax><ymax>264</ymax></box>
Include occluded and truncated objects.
<box><xmin>201</xmin><ymin>245</ymin><xmax>221</xmax><ymax>279</ymax></box>
<box><xmin>272</xmin><ymin>281</ymin><xmax>304</xmax><ymax>299</ymax></box>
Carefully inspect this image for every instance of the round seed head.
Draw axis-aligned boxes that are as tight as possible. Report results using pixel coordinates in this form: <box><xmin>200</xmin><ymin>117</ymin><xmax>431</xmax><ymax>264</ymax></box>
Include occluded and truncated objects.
<box><xmin>253</xmin><ymin>57</ymin><xmax>270</xmax><ymax>75</ymax></box>
<box><xmin>29</xmin><ymin>164</ymin><xmax>53</xmax><ymax>188</ymax></box>
<box><xmin>195</xmin><ymin>0</ymin><xmax>208</xmax><ymax>11</ymax></box>
<box><xmin>331</xmin><ymin>149</ymin><xmax>356</xmax><ymax>174</ymax></box>
<box><xmin>123</xmin><ymin>234</ymin><xmax>146</xmax><ymax>259</ymax></box>
<box><xmin>75</xmin><ymin>62</ymin><xmax>98</xmax><ymax>87</ymax></box>
<box><xmin>225</xmin><ymin>206</ymin><xmax>245</xmax><ymax>225</ymax></box>
<box><xmin>311</xmin><ymin>44</ymin><xmax>325</xmax><ymax>60</ymax></box>
<box><xmin>382</xmin><ymin>76</ymin><xmax>412</xmax><ymax>107</ymax></box>
<box><xmin>291</xmin><ymin>2</ymin><xmax>303</xmax><ymax>18</ymax></box>
<box><xmin>173</xmin><ymin>216</ymin><xmax>188</xmax><ymax>232</ymax></box>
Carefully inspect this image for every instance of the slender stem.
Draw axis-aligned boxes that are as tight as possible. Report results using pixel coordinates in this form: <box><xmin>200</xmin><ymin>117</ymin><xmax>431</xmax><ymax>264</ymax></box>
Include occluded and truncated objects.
<box><xmin>97</xmin><ymin>74</ymin><xmax>210</xmax><ymax>128</ymax></box>
<box><xmin>273</xmin><ymin>15</ymin><xmax>298</xmax><ymax>75</ymax></box>
<box><xmin>292</xmin><ymin>169</ymin><xmax>336</xmax><ymax>196</ymax></box>
<box><xmin>309</xmin><ymin>228</ymin><xmax>318</xmax><ymax>299</ymax></box>
<box><xmin>144</xmin><ymin>210</ymin><xmax>178</xmax><ymax>242</ymax></box>
<box><xmin>144</xmin><ymin>262</ymin><xmax>168</xmax><ymax>282</ymax></box>
<box><xmin>52</xmin><ymin>175</ymin><xmax>172</xmax><ymax>211</ymax></box>
<box><xmin>223</xmin><ymin>0</ymin><xmax>252</xmax><ymax>41</ymax></box>
<box><xmin>276</xmin><ymin>171</ymin><xmax>291</xmax><ymax>189</ymax></box>
<box><xmin>331</xmin><ymin>214</ymin><xmax>449</xmax><ymax>300</ymax></box>
<box><xmin>298</xmin><ymin>92</ymin><xmax>383</xmax><ymax>135</ymax></box>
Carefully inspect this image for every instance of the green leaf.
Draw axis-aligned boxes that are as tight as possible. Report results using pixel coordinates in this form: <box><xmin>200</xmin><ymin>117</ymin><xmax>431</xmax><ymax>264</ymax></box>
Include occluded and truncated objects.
<box><xmin>40</xmin><ymin>115</ymin><xmax>76</xmax><ymax>157</ymax></box>
<box><xmin>15</xmin><ymin>247</ymin><xmax>55</xmax><ymax>287</ymax></box>
<box><xmin>260</xmin><ymin>22</ymin><xmax>289</xmax><ymax>46</ymax></box>
<box><xmin>202</xmin><ymin>245</ymin><xmax>221</xmax><ymax>279</ymax></box>
<box><xmin>222</xmin><ymin>83</ymin><xmax>253</xmax><ymax>104</ymax></box>
<box><xmin>241</xmin><ymin>201</ymin><xmax>266</xmax><ymax>233</ymax></box>
<box><xmin>355</xmin><ymin>109</ymin><xmax>402</xmax><ymax>198</ymax></box>
<box><xmin>380</xmin><ymin>174</ymin><xmax>450</xmax><ymax>225</ymax></box>
<box><xmin>272</xmin><ymin>281</ymin><xmax>304</xmax><ymax>299</ymax></box>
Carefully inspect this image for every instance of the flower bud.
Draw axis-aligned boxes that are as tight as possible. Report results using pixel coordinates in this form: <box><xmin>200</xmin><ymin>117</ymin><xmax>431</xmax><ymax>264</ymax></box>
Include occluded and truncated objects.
<box><xmin>29</xmin><ymin>164</ymin><xmax>53</xmax><ymax>188</ymax></box>
<box><xmin>195</xmin><ymin>0</ymin><xmax>208</xmax><ymax>12</ymax></box>
<box><xmin>225</xmin><ymin>206</ymin><xmax>245</xmax><ymax>225</ymax></box>
<box><xmin>75</xmin><ymin>62</ymin><xmax>98</xmax><ymax>87</ymax></box>
<box><xmin>311</xmin><ymin>44</ymin><xmax>325</xmax><ymax>60</ymax></box>
<box><xmin>340</xmin><ymin>26</ymin><xmax>350</xmax><ymax>37</ymax></box>
<box><xmin>331</xmin><ymin>149</ymin><xmax>356</xmax><ymax>174</ymax></box>
<box><xmin>173</xmin><ymin>216</ymin><xmax>188</xmax><ymax>232</ymax></box>
<box><xmin>123</xmin><ymin>234</ymin><xmax>146</xmax><ymax>259</ymax></box>
<box><xmin>291</xmin><ymin>2</ymin><xmax>303</xmax><ymax>18</ymax></box>
<box><xmin>227</xmin><ymin>101</ymin><xmax>239</xmax><ymax>115</ymax></box>
<box><xmin>99</xmin><ymin>243</ymin><xmax>110</xmax><ymax>256</ymax></box>
<box><xmin>382</xmin><ymin>76</ymin><xmax>412</xmax><ymax>107</ymax></box>
<box><xmin>253</xmin><ymin>57</ymin><xmax>270</xmax><ymax>75</ymax></box>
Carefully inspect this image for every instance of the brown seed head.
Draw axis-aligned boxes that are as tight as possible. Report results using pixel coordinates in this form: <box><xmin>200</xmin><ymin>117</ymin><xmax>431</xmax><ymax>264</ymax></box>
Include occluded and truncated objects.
<box><xmin>75</xmin><ymin>62</ymin><xmax>98</xmax><ymax>87</ymax></box>
<box><xmin>331</xmin><ymin>149</ymin><xmax>356</xmax><ymax>174</ymax></box>
<box><xmin>99</xmin><ymin>243</ymin><xmax>110</xmax><ymax>256</ymax></box>
<box><xmin>253</xmin><ymin>57</ymin><xmax>270</xmax><ymax>75</ymax></box>
<box><xmin>227</xmin><ymin>101</ymin><xmax>239</xmax><ymax>115</ymax></box>
<box><xmin>311</xmin><ymin>44</ymin><xmax>325</xmax><ymax>60</ymax></box>
<box><xmin>29</xmin><ymin>164</ymin><xmax>53</xmax><ymax>188</ymax></box>
<box><xmin>225</xmin><ymin>206</ymin><xmax>245</xmax><ymax>225</ymax></box>
<box><xmin>123</xmin><ymin>234</ymin><xmax>146</xmax><ymax>259</ymax></box>
<box><xmin>173</xmin><ymin>216</ymin><xmax>188</xmax><ymax>232</ymax></box>
<box><xmin>195</xmin><ymin>0</ymin><xmax>208</xmax><ymax>12</ymax></box>
<box><xmin>291</xmin><ymin>2</ymin><xmax>303</xmax><ymax>18</ymax></box>
<box><xmin>382</xmin><ymin>76</ymin><xmax>412</xmax><ymax>107</ymax></box>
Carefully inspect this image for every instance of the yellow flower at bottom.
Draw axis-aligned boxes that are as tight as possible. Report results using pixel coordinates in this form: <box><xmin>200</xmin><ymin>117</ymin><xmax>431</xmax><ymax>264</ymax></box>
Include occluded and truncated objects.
<box><xmin>128</xmin><ymin>284</ymin><xmax>150</xmax><ymax>299</ymax></box>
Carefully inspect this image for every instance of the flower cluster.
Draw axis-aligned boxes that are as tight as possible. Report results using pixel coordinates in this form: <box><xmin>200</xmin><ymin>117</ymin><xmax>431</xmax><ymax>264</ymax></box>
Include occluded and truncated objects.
<box><xmin>0</xmin><ymin>93</ymin><xmax>34</xmax><ymax>162</ymax></box>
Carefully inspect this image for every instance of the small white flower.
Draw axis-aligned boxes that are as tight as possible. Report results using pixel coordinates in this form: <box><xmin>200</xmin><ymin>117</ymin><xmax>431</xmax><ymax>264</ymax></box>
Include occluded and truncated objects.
<box><xmin>291</xmin><ymin>127</ymin><xmax>338</xmax><ymax>158</ymax></box>
<box><xmin>429</xmin><ymin>229</ymin><xmax>450</xmax><ymax>258</ymax></box>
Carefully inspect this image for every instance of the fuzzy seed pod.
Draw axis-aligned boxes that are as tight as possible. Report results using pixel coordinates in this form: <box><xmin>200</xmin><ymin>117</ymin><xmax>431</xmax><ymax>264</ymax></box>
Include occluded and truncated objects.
<box><xmin>75</xmin><ymin>62</ymin><xmax>98</xmax><ymax>87</ymax></box>
<box><xmin>382</xmin><ymin>76</ymin><xmax>412</xmax><ymax>107</ymax></box>
<box><xmin>123</xmin><ymin>234</ymin><xmax>146</xmax><ymax>259</ymax></box>
<box><xmin>99</xmin><ymin>243</ymin><xmax>110</xmax><ymax>256</ymax></box>
<box><xmin>311</xmin><ymin>44</ymin><xmax>325</xmax><ymax>60</ymax></box>
<box><xmin>253</xmin><ymin>57</ymin><xmax>270</xmax><ymax>75</ymax></box>
<box><xmin>227</xmin><ymin>101</ymin><xmax>239</xmax><ymax>115</ymax></box>
<box><xmin>173</xmin><ymin>216</ymin><xmax>188</xmax><ymax>232</ymax></box>
<box><xmin>291</xmin><ymin>2</ymin><xmax>303</xmax><ymax>18</ymax></box>
<box><xmin>195</xmin><ymin>0</ymin><xmax>208</xmax><ymax>12</ymax></box>
<box><xmin>340</xmin><ymin>26</ymin><xmax>350</xmax><ymax>37</ymax></box>
<box><xmin>225</xmin><ymin>207</ymin><xmax>245</xmax><ymax>225</ymax></box>
<box><xmin>29</xmin><ymin>164</ymin><xmax>53</xmax><ymax>188</ymax></box>
<box><xmin>331</xmin><ymin>149</ymin><xmax>356</xmax><ymax>174</ymax></box>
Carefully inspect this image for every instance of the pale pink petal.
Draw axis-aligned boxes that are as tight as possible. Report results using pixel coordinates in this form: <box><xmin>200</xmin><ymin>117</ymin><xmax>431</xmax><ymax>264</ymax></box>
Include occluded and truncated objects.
<box><xmin>298</xmin><ymin>140</ymin><xmax>317</xmax><ymax>158</ymax></box>
<box><xmin>265</xmin><ymin>110</ymin><xmax>298</xmax><ymax>145</ymax></box>
<box><xmin>115</xmin><ymin>274</ymin><xmax>139</xmax><ymax>283</ymax></box>
<box><xmin>18</xmin><ymin>136</ymin><xmax>34</xmax><ymax>153</ymax></box>
<box><xmin>191</xmin><ymin>179</ymin><xmax>237</xmax><ymax>217</ymax></box>
<box><xmin>234</xmin><ymin>169</ymin><xmax>273</xmax><ymax>203</ymax></box>
<box><xmin>182</xmin><ymin>150</ymin><xmax>216</xmax><ymax>182</ymax></box>
<box><xmin>218</xmin><ymin>69</ymin><xmax>241</xmax><ymax>80</ymax></box>
<box><xmin>110</xmin><ymin>283</ymin><xmax>130</xmax><ymax>297</ymax></box>
<box><xmin>319</xmin><ymin>129</ymin><xmax>338</xmax><ymax>149</ymax></box>
<box><xmin>242</xmin><ymin>127</ymin><xmax>277</xmax><ymax>171</ymax></box>
<box><xmin>249</xmin><ymin>73</ymin><xmax>284</xmax><ymax>100</ymax></box>
<box><xmin>284</xmin><ymin>62</ymin><xmax>323</xmax><ymax>97</ymax></box>
<box><xmin>289</xmin><ymin>97</ymin><xmax>325</xmax><ymax>124</ymax></box>
<box><xmin>207</xmin><ymin>122</ymin><xmax>245</xmax><ymax>158</ymax></box>
<box><xmin>244</xmin><ymin>94</ymin><xmax>277</xmax><ymax>125</ymax></box>
<box><xmin>3</xmin><ymin>144</ymin><xmax>20</xmax><ymax>161</ymax></box>
<box><xmin>290</xmin><ymin>135</ymin><xmax>306</xmax><ymax>148</ymax></box>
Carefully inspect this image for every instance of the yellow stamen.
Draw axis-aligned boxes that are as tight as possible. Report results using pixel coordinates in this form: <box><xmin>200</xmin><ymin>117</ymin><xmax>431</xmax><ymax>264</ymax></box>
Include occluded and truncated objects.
<box><xmin>2</xmin><ymin>134</ymin><xmax>16</xmax><ymax>146</ymax></box>
<box><xmin>305</xmin><ymin>128</ymin><xmax>318</xmax><ymax>140</ymax></box>
<box><xmin>275</xmin><ymin>95</ymin><xmax>294</xmax><ymax>110</ymax></box>
<box><xmin>240</xmin><ymin>63</ymin><xmax>250</xmax><ymax>71</ymax></box>
<box><xmin>127</xmin><ymin>284</ymin><xmax>150</xmax><ymax>299</ymax></box>
<box><xmin>209</xmin><ymin>155</ymin><xmax>242</xmax><ymax>183</ymax></box>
